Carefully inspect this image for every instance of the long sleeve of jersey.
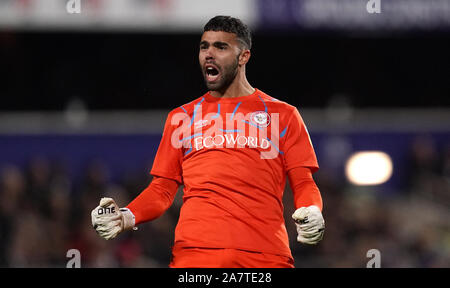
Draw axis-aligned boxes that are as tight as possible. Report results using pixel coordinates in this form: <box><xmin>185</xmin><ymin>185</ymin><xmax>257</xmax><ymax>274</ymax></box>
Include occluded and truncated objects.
<box><xmin>126</xmin><ymin>176</ymin><xmax>179</xmax><ymax>225</ymax></box>
<box><xmin>288</xmin><ymin>167</ymin><xmax>323</xmax><ymax>211</ymax></box>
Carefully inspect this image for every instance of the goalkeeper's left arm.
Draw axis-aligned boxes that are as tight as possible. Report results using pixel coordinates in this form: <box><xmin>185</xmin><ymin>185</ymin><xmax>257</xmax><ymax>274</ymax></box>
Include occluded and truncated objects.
<box><xmin>91</xmin><ymin>176</ymin><xmax>179</xmax><ymax>240</ymax></box>
<box><xmin>288</xmin><ymin>167</ymin><xmax>325</xmax><ymax>245</ymax></box>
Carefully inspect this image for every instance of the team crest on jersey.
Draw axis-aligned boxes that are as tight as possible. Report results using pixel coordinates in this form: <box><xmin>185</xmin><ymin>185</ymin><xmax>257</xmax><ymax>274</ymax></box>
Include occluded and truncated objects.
<box><xmin>250</xmin><ymin>111</ymin><xmax>271</xmax><ymax>128</ymax></box>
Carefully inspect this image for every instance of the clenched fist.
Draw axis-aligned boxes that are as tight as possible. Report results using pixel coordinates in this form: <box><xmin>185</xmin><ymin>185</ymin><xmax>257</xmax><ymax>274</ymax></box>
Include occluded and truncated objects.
<box><xmin>292</xmin><ymin>205</ymin><xmax>325</xmax><ymax>245</ymax></box>
<box><xmin>91</xmin><ymin>197</ymin><xmax>136</xmax><ymax>240</ymax></box>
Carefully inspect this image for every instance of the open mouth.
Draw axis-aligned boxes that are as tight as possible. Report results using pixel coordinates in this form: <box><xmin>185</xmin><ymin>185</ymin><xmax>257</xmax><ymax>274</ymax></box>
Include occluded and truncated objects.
<box><xmin>205</xmin><ymin>64</ymin><xmax>220</xmax><ymax>82</ymax></box>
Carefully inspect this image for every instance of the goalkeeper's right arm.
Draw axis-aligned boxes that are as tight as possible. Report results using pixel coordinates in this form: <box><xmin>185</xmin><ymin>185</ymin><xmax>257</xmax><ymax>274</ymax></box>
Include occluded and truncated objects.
<box><xmin>91</xmin><ymin>176</ymin><xmax>179</xmax><ymax>240</ymax></box>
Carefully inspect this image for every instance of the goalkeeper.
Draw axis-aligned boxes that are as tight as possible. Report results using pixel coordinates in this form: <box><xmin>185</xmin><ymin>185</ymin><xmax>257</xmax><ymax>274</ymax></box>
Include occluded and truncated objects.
<box><xmin>91</xmin><ymin>15</ymin><xmax>324</xmax><ymax>268</ymax></box>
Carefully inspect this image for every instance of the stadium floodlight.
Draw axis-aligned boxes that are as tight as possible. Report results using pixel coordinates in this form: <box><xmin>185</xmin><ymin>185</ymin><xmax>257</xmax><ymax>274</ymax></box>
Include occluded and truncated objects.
<box><xmin>345</xmin><ymin>151</ymin><xmax>393</xmax><ymax>185</ymax></box>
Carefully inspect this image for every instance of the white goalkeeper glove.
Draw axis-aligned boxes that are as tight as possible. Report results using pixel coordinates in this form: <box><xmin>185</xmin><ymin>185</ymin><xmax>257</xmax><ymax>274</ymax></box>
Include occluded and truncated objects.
<box><xmin>292</xmin><ymin>205</ymin><xmax>325</xmax><ymax>245</ymax></box>
<box><xmin>91</xmin><ymin>197</ymin><xmax>136</xmax><ymax>240</ymax></box>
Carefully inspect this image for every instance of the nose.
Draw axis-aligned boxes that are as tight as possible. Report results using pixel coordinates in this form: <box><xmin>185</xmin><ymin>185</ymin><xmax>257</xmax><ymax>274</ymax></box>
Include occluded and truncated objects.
<box><xmin>203</xmin><ymin>47</ymin><xmax>214</xmax><ymax>61</ymax></box>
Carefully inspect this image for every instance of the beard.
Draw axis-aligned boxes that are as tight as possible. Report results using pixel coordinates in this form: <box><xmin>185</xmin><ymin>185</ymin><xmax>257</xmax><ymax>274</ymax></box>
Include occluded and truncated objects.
<box><xmin>202</xmin><ymin>56</ymin><xmax>239</xmax><ymax>92</ymax></box>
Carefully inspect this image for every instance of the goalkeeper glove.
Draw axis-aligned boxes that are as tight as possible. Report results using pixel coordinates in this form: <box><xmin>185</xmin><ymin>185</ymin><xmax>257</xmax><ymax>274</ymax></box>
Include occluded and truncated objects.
<box><xmin>91</xmin><ymin>197</ymin><xmax>136</xmax><ymax>240</ymax></box>
<box><xmin>292</xmin><ymin>205</ymin><xmax>325</xmax><ymax>245</ymax></box>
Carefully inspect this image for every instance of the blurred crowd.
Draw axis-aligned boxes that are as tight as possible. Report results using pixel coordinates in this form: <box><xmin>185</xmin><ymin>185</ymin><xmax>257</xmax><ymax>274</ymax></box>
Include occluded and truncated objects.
<box><xmin>0</xmin><ymin>136</ymin><xmax>449</xmax><ymax>268</ymax></box>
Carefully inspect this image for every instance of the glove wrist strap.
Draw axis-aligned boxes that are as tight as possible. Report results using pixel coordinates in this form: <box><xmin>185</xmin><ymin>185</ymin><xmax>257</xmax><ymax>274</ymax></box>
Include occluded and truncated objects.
<box><xmin>119</xmin><ymin>208</ymin><xmax>138</xmax><ymax>231</ymax></box>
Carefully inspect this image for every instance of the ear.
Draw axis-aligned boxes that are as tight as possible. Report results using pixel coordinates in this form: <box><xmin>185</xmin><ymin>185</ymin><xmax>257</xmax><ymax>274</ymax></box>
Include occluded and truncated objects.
<box><xmin>238</xmin><ymin>49</ymin><xmax>251</xmax><ymax>66</ymax></box>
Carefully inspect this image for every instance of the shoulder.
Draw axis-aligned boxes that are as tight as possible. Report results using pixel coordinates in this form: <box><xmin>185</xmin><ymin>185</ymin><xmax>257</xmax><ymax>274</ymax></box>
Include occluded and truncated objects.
<box><xmin>168</xmin><ymin>93</ymin><xmax>208</xmax><ymax>117</ymax></box>
<box><xmin>257</xmin><ymin>89</ymin><xmax>299</xmax><ymax>115</ymax></box>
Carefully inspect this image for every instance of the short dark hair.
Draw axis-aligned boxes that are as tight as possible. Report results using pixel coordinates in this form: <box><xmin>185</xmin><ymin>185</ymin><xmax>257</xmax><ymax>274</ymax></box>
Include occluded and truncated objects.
<box><xmin>203</xmin><ymin>15</ymin><xmax>252</xmax><ymax>50</ymax></box>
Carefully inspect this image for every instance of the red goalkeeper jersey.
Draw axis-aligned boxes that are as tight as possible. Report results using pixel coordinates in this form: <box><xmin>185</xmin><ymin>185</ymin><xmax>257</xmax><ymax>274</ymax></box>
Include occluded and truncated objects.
<box><xmin>150</xmin><ymin>88</ymin><xmax>319</xmax><ymax>258</ymax></box>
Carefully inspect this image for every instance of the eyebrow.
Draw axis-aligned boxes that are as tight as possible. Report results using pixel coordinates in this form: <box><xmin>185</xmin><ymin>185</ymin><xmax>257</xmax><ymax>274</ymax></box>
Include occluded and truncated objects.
<box><xmin>199</xmin><ymin>41</ymin><xmax>230</xmax><ymax>48</ymax></box>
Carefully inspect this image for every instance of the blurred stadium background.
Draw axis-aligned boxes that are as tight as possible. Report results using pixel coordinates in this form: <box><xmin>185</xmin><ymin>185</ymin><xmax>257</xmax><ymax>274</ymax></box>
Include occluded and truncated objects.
<box><xmin>0</xmin><ymin>0</ymin><xmax>449</xmax><ymax>268</ymax></box>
